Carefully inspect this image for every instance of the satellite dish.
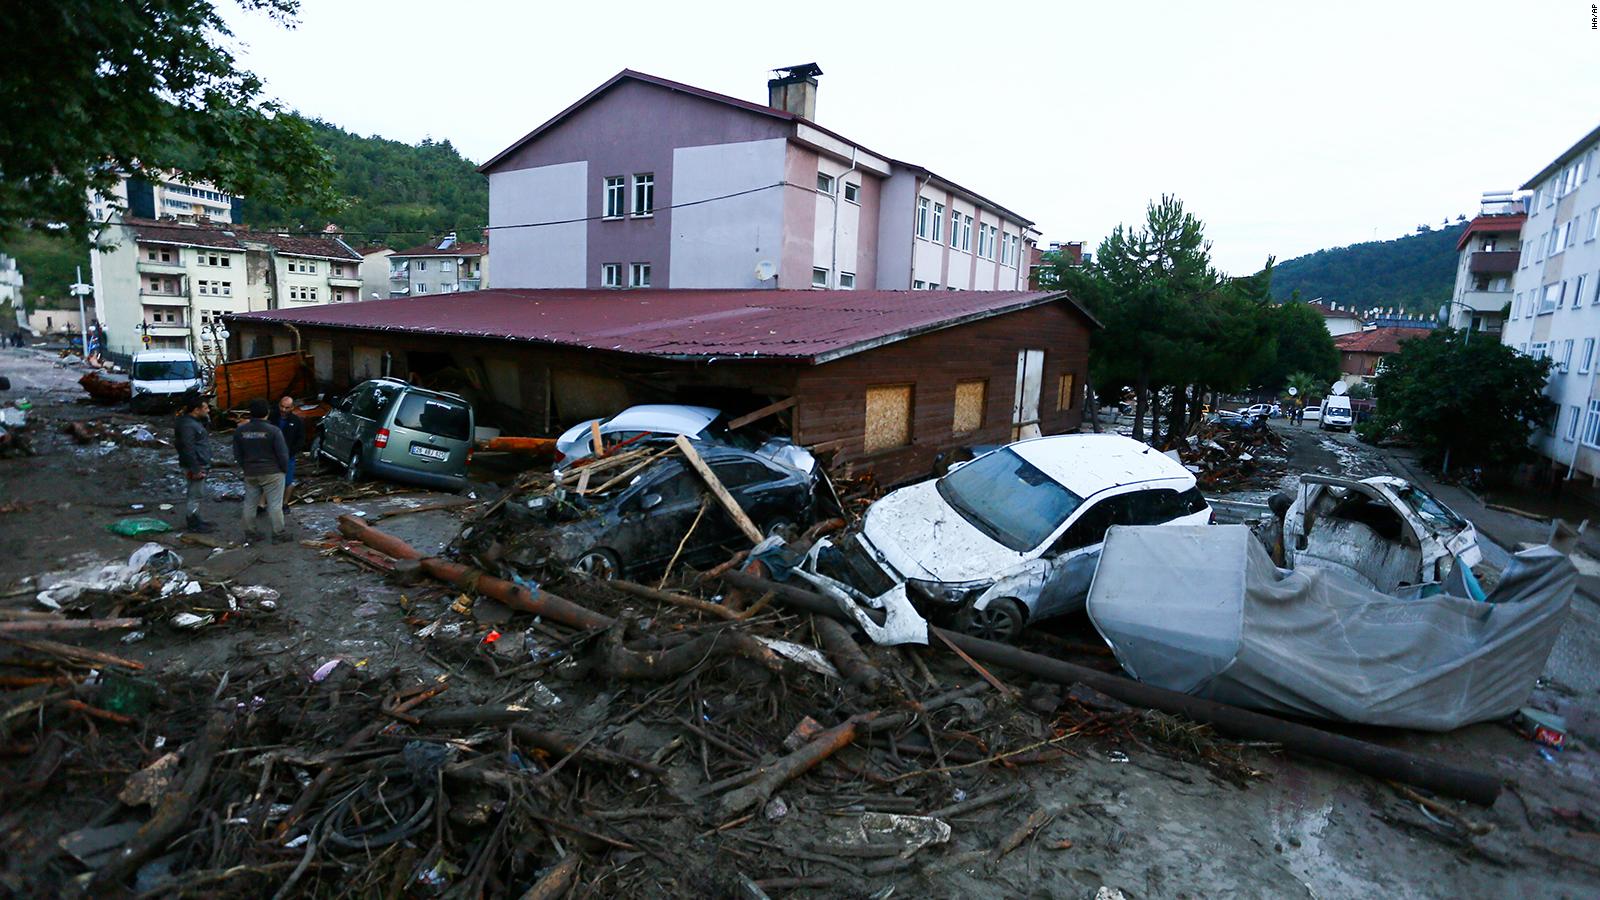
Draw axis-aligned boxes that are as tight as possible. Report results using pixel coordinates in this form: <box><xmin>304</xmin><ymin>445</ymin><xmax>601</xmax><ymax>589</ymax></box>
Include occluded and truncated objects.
<box><xmin>754</xmin><ymin>260</ymin><xmax>777</xmax><ymax>282</ymax></box>
<box><xmin>1330</xmin><ymin>381</ymin><xmax>1349</xmax><ymax>396</ymax></box>
<box><xmin>1287</xmin><ymin>386</ymin><xmax>1299</xmax><ymax>396</ymax></box>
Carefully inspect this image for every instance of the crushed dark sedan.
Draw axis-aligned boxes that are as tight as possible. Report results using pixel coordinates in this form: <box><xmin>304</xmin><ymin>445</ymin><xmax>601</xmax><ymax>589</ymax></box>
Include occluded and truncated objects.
<box><xmin>500</xmin><ymin>444</ymin><xmax>814</xmax><ymax>580</ymax></box>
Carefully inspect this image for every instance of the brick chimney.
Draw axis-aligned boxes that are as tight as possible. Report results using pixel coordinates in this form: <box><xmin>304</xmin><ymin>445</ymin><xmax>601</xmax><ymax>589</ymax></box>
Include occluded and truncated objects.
<box><xmin>768</xmin><ymin>63</ymin><xmax>822</xmax><ymax>119</ymax></box>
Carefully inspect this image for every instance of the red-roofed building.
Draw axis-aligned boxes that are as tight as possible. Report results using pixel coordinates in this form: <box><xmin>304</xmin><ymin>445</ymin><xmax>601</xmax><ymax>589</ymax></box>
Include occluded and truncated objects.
<box><xmin>1446</xmin><ymin>191</ymin><xmax>1526</xmax><ymax>335</ymax></box>
<box><xmin>1333</xmin><ymin>326</ymin><xmax>1432</xmax><ymax>382</ymax></box>
<box><xmin>225</xmin><ymin>287</ymin><xmax>1097</xmax><ymax>484</ymax></box>
<box><xmin>1303</xmin><ymin>301</ymin><xmax>1365</xmax><ymax>337</ymax></box>
<box><xmin>387</xmin><ymin>234</ymin><xmax>490</xmax><ymax>297</ymax></box>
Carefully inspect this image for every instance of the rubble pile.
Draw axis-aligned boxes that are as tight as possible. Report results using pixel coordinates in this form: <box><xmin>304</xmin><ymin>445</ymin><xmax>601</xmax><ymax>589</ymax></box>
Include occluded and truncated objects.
<box><xmin>1170</xmin><ymin>420</ymin><xmax>1289</xmax><ymax>491</ymax></box>
<box><xmin>61</xmin><ymin>419</ymin><xmax>168</xmax><ymax>449</ymax></box>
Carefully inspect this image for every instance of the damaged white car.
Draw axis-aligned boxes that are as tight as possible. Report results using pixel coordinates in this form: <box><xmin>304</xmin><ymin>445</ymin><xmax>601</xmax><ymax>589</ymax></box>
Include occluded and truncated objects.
<box><xmin>1283</xmin><ymin>474</ymin><xmax>1481</xmax><ymax>592</ymax></box>
<box><xmin>802</xmin><ymin>434</ymin><xmax>1213</xmax><ymax>643</ymax></box>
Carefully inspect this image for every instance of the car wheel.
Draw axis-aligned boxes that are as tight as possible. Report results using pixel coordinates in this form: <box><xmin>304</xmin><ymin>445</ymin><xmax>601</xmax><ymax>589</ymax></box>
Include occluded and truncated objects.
<box><xmin>345</xmin><ymin>448</ymin><xmax>365</xmax><ymax>484</ymax></box>
<box><xmin>309</xmin><ymin>433</ymin><xmax>331</xmax><ymax>472</ymax></box>
<box><xmin>573</xmin><ymin>548</ymin><xmax>620</xmax><ymax>580</ymax></box>
<box><xmin>955</xmin><ymin>598</ymin><xmax>1025</xmax><ymax>643</ymax></box>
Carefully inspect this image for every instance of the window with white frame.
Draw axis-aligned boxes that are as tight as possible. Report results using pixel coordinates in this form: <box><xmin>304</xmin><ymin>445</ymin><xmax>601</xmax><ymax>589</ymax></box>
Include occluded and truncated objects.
<box><xmin>913</xmin><ymin>280</ymin><xmax>926</xmax><ymax>290</ymax></box>
<box><xmin>989</xmin><ymin>225</ymin><xmax>1000</xmax><ymax>259</ymax></box>
<box><xmin>414</xmin><ymin>260</ymin><xmax>428</xmax><ymax>272</ymax></box>
<box><xmin>1513</xmin><ymin>291</ymin><xmax>1522</xmax><ymax>318</ymax></box>
<box><xmin>601</xmin><ymin>263</ymin><xmax>621</xmax><ymax>288</ymax></box>
<box><xmin>932</xmin><ymin>203</ymin><xmax>944</xmax><ymax>243</ymax></box>
<box><xmin>416</xmin><ymin>283</ymin><xmax>428</xmax><ymax>294</ymax></box>
<box><xmin>603</xmin><ymin>177</ymin><xmax>625</xmax><ymax>218</ymax></box>
<box><xmin>1567</xmin><ymin>405</ymin><xmax>1581</xmax><ymax>441</ymax></box>
<box><xmin>220</xmin><ymin>281</ymin><xmax>231</xmax><ymax>296</ymax></box>
<box><xmin>1539</xmin><ymin>283</ymin><xmax>1560</xmax><ymax>313</ymax></box>
<box><xmin>1581</xmin><ymin>338</ymin><xmax>1594</xmax><ymax>374</ymax></box>
<box><xmin>1589</xmin><ymin>208</ymin><xmax>1600</xmax><ymax>242</ymax></box>
<box><xmin>961</xmin><ymin>215</ymin><xmax>972</xmax><ymax>252</ymax></box>
<box><xmin>812</xmin><ymin>267</ymin><xmax>828</xmax><ymax>288</ymax></box>
<box><xmin>631</xmin><ymin>174</ymin><xmax>654</xmax><ymax>216</ymax></box>
<box><xmin>629</xmin><ymin>262</ymin><xmax>651</xmax><ymax>287</ymax></box>
<box><xmin>916</xmin><ymin>198</ymin><xmax>931</xmax><ymax>239</ymax></box>
<box><xmin>1560</xmin><ymin>339</ymin><xmax>1574</xmax><ymax>372</ymax></box>
<box><xmin>1001</xmin><ymin>233</ymin><xmax>1013</xmax><ymax>266</ymax></box>
<box><xmin>1548</xmin><ymin>228</ymin><xmax>1562</xmax><ymax>256</ymax></box>
<box><xmin>949</xmin><ymin>211</ymin><xmax>961</xmax><ymax>249</ymax></box>
<box><xmin>1585</xmin><ymin>400</ymin><xmax>1600</xmax><ymax>448</ymax></box>
<box><xmin>839</xmin><ymin>272</ymin><xmax>855</xmax><ymax>289</ymax></box>
<box><xmin>1562</xmin><ymin>220</ymin><xmax>1575</xmax><ymax>250</ymax></box>
<box><xmin>1532</xmin><ymin>341</ymin><xmax>1549</xmax><ymax>360</ymax></box>
<box><xmin>816</xmin><ymin>172</ymin><xmax>834</xmax><ymax>194</ymax></box>
<box><xmin>1577</xmin><ymin>275</ymin><xmax>1589</xmax><ymax>308</ymax></box>
<box><xmin>843</xmin><ymin>182</ymin><xmax>859</xmax><ymax>203</ymax></box>
<box><xmin>930</xmin><ymin>282</ymin><xmax>941</xmax><ymax>290</ymax></box>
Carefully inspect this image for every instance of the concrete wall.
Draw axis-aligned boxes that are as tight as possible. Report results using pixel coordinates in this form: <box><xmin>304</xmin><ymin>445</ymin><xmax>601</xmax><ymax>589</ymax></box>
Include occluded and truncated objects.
<box><xmin>668</xmin><ymin>138</ymin><xmax>787</xmax><ymax>288</ymax></box>
<box><xmin>359</xmin><ymin>250</ymin><xmax>393</xmax><ymax>302</ymax></box>
<box><xmin>488</xmin><ymin>161</ymin><xmax>588</xmax><ymax>288</ymax></box>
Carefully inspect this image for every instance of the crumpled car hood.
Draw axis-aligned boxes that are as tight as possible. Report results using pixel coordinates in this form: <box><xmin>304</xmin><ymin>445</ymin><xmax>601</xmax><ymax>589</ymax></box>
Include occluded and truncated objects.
<box><xmin>860</xmin><ymin>480</ymin><xmax>1027</xmax><ymax>583</ymax></box>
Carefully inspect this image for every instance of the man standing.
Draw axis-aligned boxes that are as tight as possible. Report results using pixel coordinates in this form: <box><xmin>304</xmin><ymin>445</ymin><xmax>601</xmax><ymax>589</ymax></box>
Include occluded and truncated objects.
<box><xmin>173</xmin><ymin>393</ymin><xmax>214</xmax><ymax>533</ymax></box>
<box><xmin>267</xmin><ymin>395</ymin><xmax>305</xmax><ymax>511</ymax></box>
<box><xmin>234</xmin><ymin>398</ymin><xmax>291</xmax><ymax>543</ymax></box>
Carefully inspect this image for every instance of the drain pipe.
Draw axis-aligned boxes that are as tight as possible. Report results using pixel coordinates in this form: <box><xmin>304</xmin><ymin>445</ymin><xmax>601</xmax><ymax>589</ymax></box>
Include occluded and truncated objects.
<box><xmin>828</xmin><ymin>147</ymin><xmax>858</xmax><ymax>288</ymax></box>
<box><xmin>908</xmin><ymin>172</ymin><xmax>932</xmax><ymax>288</ymax></box>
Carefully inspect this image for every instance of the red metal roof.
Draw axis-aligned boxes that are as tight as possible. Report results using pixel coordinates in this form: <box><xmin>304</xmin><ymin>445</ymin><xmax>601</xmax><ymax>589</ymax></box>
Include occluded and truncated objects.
<box><xmin>390</xmin><ymin>240</ymin><xmax>488</xmax><ymax>259</ymax></box>
<box><xmin>1455</xmin><ymin>213</ymin><xmax>1527</xmax><ymax>251</ymax></box>
<box><xmin>1333</xmin><ymin>327</ymin><xmax>1432</xmax><ymax>355</ymax></box>
<box><xmin>228</xmin><ymin>288</ymin><xmax>1093</xmax><ymax>364</ymax></box>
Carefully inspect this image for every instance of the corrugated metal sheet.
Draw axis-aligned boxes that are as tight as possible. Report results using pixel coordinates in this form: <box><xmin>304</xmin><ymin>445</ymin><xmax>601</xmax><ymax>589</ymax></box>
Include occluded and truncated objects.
<box><xmin>229</xmin><ymin>288</ymin><xmax>1083</xmax><ymax>363</ymax></box>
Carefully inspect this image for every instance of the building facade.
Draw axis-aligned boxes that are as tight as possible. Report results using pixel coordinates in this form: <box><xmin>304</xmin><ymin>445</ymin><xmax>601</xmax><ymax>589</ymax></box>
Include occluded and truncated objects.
<box><xmin>1333</xmin><ymin>326</ymin><xmax>1432</xmax><ymax>385</ymax></box>
<box><xmin>357</xmin><ymin>246</ymin><xmax>394</xmax><ymax>301</ymax></box>
<box><xmin>1446</xmin><ymin>192</ymin><xmax>1525</xmax><ymax>335</ymax></box>
<box><xmin>479</xmin><ymin>68</ymin><xmax>1038</xmax><ymax>293</ymax></box>
<box><xmin>90</xmin><ymin>218</ymin><xmax>360</xmax><ymax>359</ymax></box>
<box><xmin>90</xmin><ymin>173</ymin><xmax>240</xmax><ymax>226</ymax></box>
<box><xmin>1304</xmin><ymin>301</ymin><xmax>1365</xmax><ymax>337</ymax></box>
<box><xmin>1498</xmin><ymin>122</ymin><xmax>1600</xmax><ymax>480</ymax></box>
<box><xmin>387</xmin><ymin>235</ymin><xmax>490</xmax><ymax>297</ymax></box>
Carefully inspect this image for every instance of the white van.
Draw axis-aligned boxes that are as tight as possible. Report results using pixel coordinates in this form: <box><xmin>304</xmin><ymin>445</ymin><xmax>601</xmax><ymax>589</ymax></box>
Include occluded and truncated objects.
<box><xmin>130</xmin><ymin>349</ymin><xmax>204</xmax><ymax>411</ymax></box>
<box><xmin>1320</xmin><ymin>395</ymin><xmax>1354</xmax><ymax>432</ymax></box>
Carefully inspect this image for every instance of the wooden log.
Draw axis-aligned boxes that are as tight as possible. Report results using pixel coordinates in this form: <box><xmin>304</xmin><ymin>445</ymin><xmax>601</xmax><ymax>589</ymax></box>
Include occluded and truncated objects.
<box><xmin>598</xmin><ymin>617</ymin><xmax>781</xmax><ymax>680</ymax></box>
<box><xmin>518</xmin><ymin>854</ymin><xmax>580</xmax><ymax>900</ymax></box>
<box><xmin>336</xmin><ymin>515</ymin><xmax>614</xmax><ymax>631</ymax></box>
<box><xmin>813</xmin><ymin>615</ymin><xmax>883</xmax><ymax>692</ymax></box>
<box><xmin>90</xmin><ymin>712</ymin><xmax>230</xmax><ymax>891</ymax></box>
<box><xmin>611</xmin><ymin>580</ymin><xmax>740</xmax><ymax>621</ymax></box>
<box><xmin>510</xmin><ymin>725</ymin><xmax>666</xmax><ymax>775</ymax></box>
<box><xmin>0</xmin><ymin>617</ymin><xmax>142</xmax><ymax>634</ymax></box>
<box><xmin>718</xmin><ymin>713</ymin><xmax>877</xmax><ymax>818</ymax></box>
<box><xmin>480</xmin><ymin>436</ymin><xmax>557</xmax><ymax>458</ymax></box>
<box><xmin>674</xmin><ymin>435</ymin><xmax>762</xmax><ymax>543</ymax></box>
<box><xmin>0</xmin><ymin>635</ymin><xmax>145</xmax><ymax>670</ymax></box>
<box><xmin>717</xmin><ymin>569</ymin><xmax>1505</xmax><ymax>806</ymax></box>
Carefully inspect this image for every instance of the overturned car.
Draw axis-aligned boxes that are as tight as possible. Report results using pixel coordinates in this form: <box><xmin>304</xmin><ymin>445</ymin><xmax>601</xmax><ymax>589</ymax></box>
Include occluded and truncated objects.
<box><xmin>1283</xmin><ymin>474</ymin><xmax>1480</xmax><ymax>592</ymax></box>
<box><xmin>804</xmin><ymin>434</ymin><xmax>1212</xmax><ymax>642</ymax></box>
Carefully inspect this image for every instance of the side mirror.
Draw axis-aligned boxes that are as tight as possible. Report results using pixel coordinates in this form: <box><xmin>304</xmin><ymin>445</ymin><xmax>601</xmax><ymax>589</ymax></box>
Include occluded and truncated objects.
<box><xmin>640</xmin><ymin>492</ymin><xmax>663</xmax><ymax>511</ymax></box>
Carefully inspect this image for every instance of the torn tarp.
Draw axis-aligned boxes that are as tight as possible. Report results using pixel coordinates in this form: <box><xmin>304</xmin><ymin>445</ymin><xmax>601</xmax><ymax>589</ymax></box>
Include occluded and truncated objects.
<box><xmin>1085</xmin><ymin>524</ymin><xmax>1574</xmax><ymax>731</ymax></box>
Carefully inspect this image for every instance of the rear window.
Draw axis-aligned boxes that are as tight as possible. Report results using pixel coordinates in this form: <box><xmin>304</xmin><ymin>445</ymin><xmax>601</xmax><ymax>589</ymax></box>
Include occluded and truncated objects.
<box><xmin>393</xmin><ymin>394</ymin><xmax>471</xmax><ymax>441</ymax></box>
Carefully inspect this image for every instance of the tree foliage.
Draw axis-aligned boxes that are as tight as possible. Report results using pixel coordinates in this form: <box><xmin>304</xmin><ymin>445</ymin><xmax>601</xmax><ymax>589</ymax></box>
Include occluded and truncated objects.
<box><xmin>1254</xmin><ymin>301</ymin><xmax>1340</xmax><ymax>391</ymax></box>
<box><xmin>0</xmin><ymin>230</ymin><xmax>85</xmax><ymax>310</ymax></box>
<box><xmin>1369</xmin><ymin>329</ymin><xmax>1553</xmax><ymax>469</ymax></box>
<box><xmin>239</xmin><ymin>121</ymin><xmax>488</xmax><ymax>245</ymax></box>
<box><xmin>1284</xmin><ymin>372</ymin><xmax>1325</xmax><ymax>402</ymax></box>
<box><xmin>1267</xmin><ymin>223</ymin><xmax>1466</xmax><ymax>315</ymax></box>
<box><xmin>0</xmin><ymin>0</ymin><xmax>338</xmax><ymax>241</ymax></box>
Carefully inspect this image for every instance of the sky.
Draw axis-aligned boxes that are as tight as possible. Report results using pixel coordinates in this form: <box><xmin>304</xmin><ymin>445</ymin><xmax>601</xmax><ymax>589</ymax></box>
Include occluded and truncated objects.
<box><xmin>220</xmin><ymin>0</ymin><xmax>1599</xmax><ymax>275</ymax></box>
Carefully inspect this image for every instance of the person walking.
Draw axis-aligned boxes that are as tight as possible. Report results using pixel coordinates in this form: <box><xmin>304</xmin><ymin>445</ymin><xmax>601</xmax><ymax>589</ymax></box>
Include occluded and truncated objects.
<box><xmin>234</xmin><ymin>398</ymin><xmax>291</xmax><ymax>543</ymax></box>
<box><xmin>173</xmin><ymin>393</ymin><xmax>215</xmax><ymax>533</ymax></box>
<box><xmin>267</xmin><ymin>395</ymin><xmax>305</xmax><ymax>511</ymax></box>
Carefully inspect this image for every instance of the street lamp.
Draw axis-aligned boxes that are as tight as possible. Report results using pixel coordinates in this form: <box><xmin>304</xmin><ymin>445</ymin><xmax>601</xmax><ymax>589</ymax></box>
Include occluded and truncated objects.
<box><xmin>69</xmin><ymin>266</ymin><xmax>94</xmax><ymax>357</ymax></box>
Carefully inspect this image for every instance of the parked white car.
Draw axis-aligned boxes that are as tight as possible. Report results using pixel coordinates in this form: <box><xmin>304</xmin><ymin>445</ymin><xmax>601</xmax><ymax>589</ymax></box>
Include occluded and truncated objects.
<box><xmin>807</xmin><ymin>434</ymin><xmax>1213</xmax><ymax>642</ymax></box>
<box><xmin>1283</xmin><ymin>474</ymin><xmax>1481</xmax><ymax>592</ymax></box>
<box><xmin>130</xmin><ymin>349</ymin><xmax>203</xmax><ymax>411</ymax></box>
<box><xmin>1236</xmin><ymin>402</ymin><xmax>1281</xmax><ymax>418</ymax></box>
<box><xmin>1319</xmin><ymin>395</ymin><xmax>1354</xmax><ymax>431</ymax></box>
<box><xmin>553</xmin><ymin>404</ymin><xmax>816</xmax><ymax>478</ymax></box>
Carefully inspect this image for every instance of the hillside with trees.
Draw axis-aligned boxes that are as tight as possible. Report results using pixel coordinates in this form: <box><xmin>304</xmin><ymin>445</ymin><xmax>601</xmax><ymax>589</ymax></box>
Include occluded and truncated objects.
<box><xmin>239</xmin><ymin>119</ymin><xmax>488</xmax><ymax>247</ymax></box>
<box><xmin>1267</xmin><ymin>221</ymin><xmax>1467</xmax><ymax>314</ymax></box>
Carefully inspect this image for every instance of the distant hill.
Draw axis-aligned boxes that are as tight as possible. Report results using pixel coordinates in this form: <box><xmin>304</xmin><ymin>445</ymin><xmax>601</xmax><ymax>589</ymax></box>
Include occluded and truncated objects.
<box><xmin>1267</xmin><ymin>222</ymin><xmax>1467</xmax><ymax>314</ymax></box>
<box><xmin>239</xmin><ymin>118</ymin><xmax>488</xmax><ymax>248</ymax></box>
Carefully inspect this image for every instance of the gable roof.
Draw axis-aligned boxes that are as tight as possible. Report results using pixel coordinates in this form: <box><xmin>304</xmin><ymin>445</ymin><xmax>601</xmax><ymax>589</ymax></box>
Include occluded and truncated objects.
<box><xmin>1304</xmin><ymin>301</ymin><xmax>1361</xmax><ymax>321</ymax></box>
<box><xmin>390</xmin><ymin>240</ymin><xmax>488</xmax><ymax>259</ymax></box>
<box><xmin>1333</xmin><ymin>327</ymin><xmax>1432</xmax><ymax>355</ymax></box>
<box><xmin>477</xmin><ymin>69</ymin><xmax>1033</xmax><ymax>226</ymax></box>
<box><xmin>124</xmin><ymin>218</ymin><xmax>358</xmax><ymax>260</ymax></box>
<box><xmin>228</xmin><ymin>288</ymin><xmax>1096</xmax><ymax>365</ymax></box>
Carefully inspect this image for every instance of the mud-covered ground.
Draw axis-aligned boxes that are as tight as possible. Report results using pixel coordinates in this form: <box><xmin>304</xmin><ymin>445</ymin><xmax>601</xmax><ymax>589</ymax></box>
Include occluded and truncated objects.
<box><xmin>3</xmin><ymin>346</ymin><xmax>1599</xmax><ymax>898</ymax></box>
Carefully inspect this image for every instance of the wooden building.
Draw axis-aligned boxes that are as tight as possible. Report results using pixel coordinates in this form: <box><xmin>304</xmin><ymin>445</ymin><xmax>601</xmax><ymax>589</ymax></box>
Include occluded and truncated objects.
<box><xmin>225</xmin><ymin>288</ymin><xmax>1096</xmax><ymax>484</ymax></box>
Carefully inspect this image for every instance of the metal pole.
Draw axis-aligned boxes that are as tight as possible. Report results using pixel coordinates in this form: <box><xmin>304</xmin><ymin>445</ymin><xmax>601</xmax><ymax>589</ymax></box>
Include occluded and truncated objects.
<box><xmin>74</xmin><ymin>265</ymin><xmax>88</xmax><ymax>354</ymax></box>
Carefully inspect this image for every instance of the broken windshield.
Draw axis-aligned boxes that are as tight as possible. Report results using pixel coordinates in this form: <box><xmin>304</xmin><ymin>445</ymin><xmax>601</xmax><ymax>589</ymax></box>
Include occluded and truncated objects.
<box><xmin>1394</xmin><ymin>484</ymin><xmax>1468</xmax><ymax>531</ymax></box>
<box><xmin>936</xmin><ymin>448</ymin><xmax>1084</xmax><ymax>552</ymax></box>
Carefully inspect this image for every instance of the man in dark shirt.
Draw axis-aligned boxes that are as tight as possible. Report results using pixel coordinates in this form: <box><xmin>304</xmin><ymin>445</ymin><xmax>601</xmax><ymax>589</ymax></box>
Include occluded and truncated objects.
<box><xmin>173</xmin><ymin>393</ymin><xmax>214</xmax><ymax>533</ymax></box>
<box><xmin>268</xmin><ymin>395</ymin><xmax>306</xmax><ymax>511</ymax></box>
<box><xmin>233</xmin><ymin>398</ymin><xmax>291</xmax><ymax>543</ymax></box>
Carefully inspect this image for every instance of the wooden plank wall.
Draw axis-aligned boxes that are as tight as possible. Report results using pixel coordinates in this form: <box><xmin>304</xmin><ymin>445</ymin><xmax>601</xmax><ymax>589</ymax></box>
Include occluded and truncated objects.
<box><xmin>792</xmin><ymin>303</ymin><xmax>1091</xmax><ymax>485</ymax></box>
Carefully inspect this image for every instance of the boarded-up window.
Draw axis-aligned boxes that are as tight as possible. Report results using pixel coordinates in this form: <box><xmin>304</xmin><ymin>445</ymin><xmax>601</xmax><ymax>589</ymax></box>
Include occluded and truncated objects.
<box><xmin>864</xmin><ymin>385</ymin><xmax>913</xmax><ymax>453</ymax></box>
<box><xmin>1057</xmin><ymin>373</ymin><xmax>1075</xmax><ymax>410</ymax></box>
<box><xmin>953</xmin><ymin>379</ymin><xmax>986</xmax><ymax>435</ymax></box>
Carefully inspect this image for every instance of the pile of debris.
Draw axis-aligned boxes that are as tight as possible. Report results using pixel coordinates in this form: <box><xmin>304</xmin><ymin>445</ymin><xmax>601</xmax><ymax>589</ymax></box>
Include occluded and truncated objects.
<box><xmin>61</xmin><ymin>419</ymin><xmax>168</xmax><ymax>449</ymax></box>
<box><xmin>1168</xmin><ymin>419</ymin><xmax>1289</xmax><ymax>490</ymax></box>
<box><xmin>0</xmin><ymin>402</ymin><xmax>33</xmax><ymax>458</ymax></box>
<box><xmin>77</xmin><ymin>371</ymin><xmax>131</xmax><ymax>404</ymax></box>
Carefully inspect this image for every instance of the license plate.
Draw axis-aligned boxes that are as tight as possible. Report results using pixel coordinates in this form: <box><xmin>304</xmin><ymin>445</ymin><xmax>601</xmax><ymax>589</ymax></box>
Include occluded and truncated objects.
<box><xmin>409</xmin><ymin>444</ymin><xmax>448</xmax><ymax>461</ymax></box>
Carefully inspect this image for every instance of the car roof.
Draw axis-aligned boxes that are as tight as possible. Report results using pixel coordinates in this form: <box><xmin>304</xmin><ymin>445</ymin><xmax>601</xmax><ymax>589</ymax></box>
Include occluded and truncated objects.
<box><xmin>604</xmin><ymin>404</ymin><xmax>719</xmax><ymax>434</ymax></box>
<box><xmin>1008</xmin><ymin>433</ymin><xmax>1196</xmax><ymax>497</ymax></box>
<box><xmin>133</xmin><ymin>350</ymin><xmax>196</xmax><ymax>361</ymax></box>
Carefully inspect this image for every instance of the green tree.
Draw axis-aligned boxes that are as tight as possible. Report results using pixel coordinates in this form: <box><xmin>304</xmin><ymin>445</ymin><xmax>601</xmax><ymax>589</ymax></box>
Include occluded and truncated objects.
<box><xmin>1368</xmin><ymin>329</ymin><xmax>1553</xmax><ymax>471</ymax></box>
<box><xmin>0</xmin><ymin>0</ymin><xmax>338</xmax><ymax>241</ymax></box>
<box><xmin>1346</xmin><ymin>382</ymin><xmax>1373</xmax><ymax>401</ymax></box>
<box><xmin>1284</xmin><ymin>371</ymin><xmax>1324</xmax><ymax>403</ymax></box>
<box><xmin>1254</xmin><ymin>301</ymin><xmax>1340</xmax><ymax>391</ymax></box>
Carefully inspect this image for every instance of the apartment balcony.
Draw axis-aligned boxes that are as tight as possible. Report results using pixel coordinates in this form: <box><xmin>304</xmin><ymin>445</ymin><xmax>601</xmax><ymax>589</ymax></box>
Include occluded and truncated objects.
<box><xmin>456</xmin><ymin>278</ymin><xmax>481</xmax><ymax>291</ymax></box>
<box><xmin>143</xmin><ymin>323</ymin><xmax>190</xmax><ymax>337</ymax></box>
<box><xmin>140</xmin><ymin>293</ymin><xmax>188</xmax><ymax>307</ymax></box>
<box><xmin>1469</xmin><ymin>251</ymin><xmax>1519</xmax><ymax>275</ymax></box>
<box><xmin>1458</xmin><ymin>289</ymin><xmax>1512</xmax><ymax>313</ymax></box>
<box><xmin>328</xmin><ymin>275</ymin><xmax>361</xmax><ymax>288</ymax></box>
<box><xmin>136</xmin><ymin>259</ymin><xmax>186</xmax><ymax>275</ymax></box>
<box><xmin>389</xmin><ymin>271</ymin><xmax>409</xmax><ymax>282</ymax></box>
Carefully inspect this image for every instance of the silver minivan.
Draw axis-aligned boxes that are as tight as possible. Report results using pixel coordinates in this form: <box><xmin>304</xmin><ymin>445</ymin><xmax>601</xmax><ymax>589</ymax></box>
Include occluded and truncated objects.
<box><xmin>310</xmin><ymin>377</ymin><xmax>475</xmax><ymax>492</ymax></box>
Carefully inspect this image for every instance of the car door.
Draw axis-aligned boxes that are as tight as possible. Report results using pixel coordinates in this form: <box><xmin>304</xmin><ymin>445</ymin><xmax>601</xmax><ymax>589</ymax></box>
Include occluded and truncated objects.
<box><xmin>610</xmin><ymin>463</ymin><xmax>708</xmax><ymax>569</ymax></box>
<box><xmin>322</xmin><ymin>393</ymin><xmax>358</xmax><ymax>458</ymax></box>
<box><xmin>1031</xmin><ymin>493</ymin><xmax>1139</xmax><ymax>618</ymax></box>
<box><xmin>712</xmin><ymin>457</ymin><xmax>796</xmax><ymax>539</ymax></box>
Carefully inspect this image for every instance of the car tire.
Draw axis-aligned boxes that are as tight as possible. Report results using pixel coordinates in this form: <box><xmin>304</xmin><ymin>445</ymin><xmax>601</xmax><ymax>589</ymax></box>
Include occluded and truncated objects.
<box><xmin>345</xmin><ymin>447</ymin><xmax>365</xmax><ymax>484</ymax></box>
<box><xmin>955</xmin><ymin>598</ymin><xmax>1025</xmax><ymax>643</ymax></box>
<box><xmin>309</xmin><ymin>433</ymin><xmax>331</xmax><ymax>473</ymax></box>
<box><xmin>573</xmin><ymin>548</ymin><xmax>621</xmax><ymax>580</ymax></box>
